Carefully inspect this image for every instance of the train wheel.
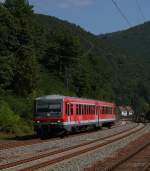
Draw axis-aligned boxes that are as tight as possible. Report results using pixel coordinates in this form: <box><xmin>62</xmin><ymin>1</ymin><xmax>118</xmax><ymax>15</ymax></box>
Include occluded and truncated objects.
<box><xmin>71</xmin><ymin>127</ymin><xmax>77</xmax><ymax>134</ymax></box>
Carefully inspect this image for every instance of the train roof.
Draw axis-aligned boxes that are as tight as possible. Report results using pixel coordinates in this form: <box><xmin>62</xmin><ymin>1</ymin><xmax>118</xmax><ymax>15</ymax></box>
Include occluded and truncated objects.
<box><xmin>36</xmin><ymin>95</ymin><xmax>115</xmax><ymax>105</ymax></box>
<box><xmin>36</xmin><ymin>95</ymin><xmax>65</xmax><ymax>100</ymax></box>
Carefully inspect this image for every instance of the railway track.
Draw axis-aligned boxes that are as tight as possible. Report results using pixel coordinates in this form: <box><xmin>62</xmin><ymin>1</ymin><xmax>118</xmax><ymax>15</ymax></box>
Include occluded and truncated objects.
<box><xmin>0</xmin><ymin>122</ymin><xmax>122</xmax><ymax>150</ymax></box>
<box><xmin>0</xmin><ymin>123</ymin><xmax>144</xmax><ymax>171</ymax></box>
<box><xmin>142</xmin><ymin>163</ymin><xmax>150</xmax><ymax>171</ymax></box>
<box><xmin>86</xmin><ymin>130</ymin><xmax>150</xmax><ymax>171</ymax></box>
<box><xmin>0</xmin><ymin>138</ymin><xmax>42</xmax><ymax>150</ymax></box>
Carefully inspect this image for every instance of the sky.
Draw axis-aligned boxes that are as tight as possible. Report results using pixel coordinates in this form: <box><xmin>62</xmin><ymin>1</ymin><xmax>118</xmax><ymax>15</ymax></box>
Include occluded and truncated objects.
<box><xmin>5</xmin><ymin>0</ymin><xmax>150</xmax><ymax>35</ymax></box>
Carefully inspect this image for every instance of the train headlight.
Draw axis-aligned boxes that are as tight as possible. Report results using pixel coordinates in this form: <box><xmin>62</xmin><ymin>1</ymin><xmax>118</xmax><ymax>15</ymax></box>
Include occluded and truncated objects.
<box><xmin>47</xmin><ymin>113</ymin><xmax>51</xmax><ymax>117</ymax></box>
<box><xmin>37</xmin><ymin>121</ymin><xmax>40</xmax><ymax>123</ymax></box>
<box><xmin>57</xmin><ymin>120</ymin><xmax>60</xmax><ymax>123</ymax></box>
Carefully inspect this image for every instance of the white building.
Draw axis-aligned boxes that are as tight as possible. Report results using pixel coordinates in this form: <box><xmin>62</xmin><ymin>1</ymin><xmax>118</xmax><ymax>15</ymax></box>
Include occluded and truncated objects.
<box><xmin>119</xmin><ymin>106</ymin><xmax>134</xmax><ymax>117</ymax></box>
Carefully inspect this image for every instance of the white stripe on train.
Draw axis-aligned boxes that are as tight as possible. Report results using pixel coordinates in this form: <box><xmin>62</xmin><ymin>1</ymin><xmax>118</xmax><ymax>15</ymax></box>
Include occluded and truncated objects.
<box><xmin>63</xmin><ymin>118</ymin><xmax>115</xmax><ymax>125</ymax></box>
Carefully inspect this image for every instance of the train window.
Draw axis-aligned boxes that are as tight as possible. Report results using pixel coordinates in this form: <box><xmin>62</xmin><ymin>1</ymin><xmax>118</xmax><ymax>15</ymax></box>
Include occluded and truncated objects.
<box><xmin>86</xmin><ymin>105</ymin><xmax>88</xmax><ymax>114</ymax></box>
<box><xmin>66</xmin><ymin>104</ymin><xmax>70</xmax><ymax>115</ymax></box>
<box><xmin>91</xmin><ymin>106</ymin><xmax>94</xmax><ymax>115</ymax></box>
<box><xmin>65</xmin><ymin>104</ymin><xmax>67</xmax><ymax>114</ymax></box>
<box><xmin>112</xmin><ymin>108</ymin><xmax>114</xmax><ymax>114</ymax></box>
<box><xmin>108</xmin><ymin>107</ymin><xmax>110</xmax><ymax>114</ymax></box>
<box><xmin>89</xmin><ymin>106</ymin><xmax>91</xmax><ymax>114</ymax></box>
<box><xmin>99</xmin><ymin>107</ymin><xmax>102</xmax><ymax>114</ymax></box>
<box><xmin>70</xmin><ymin>104</ymin><xmax>73</xmax><ymax>115</ymax></box>
<box><xmin>96</xmin><ymin>106</ymin><xmax>99</xmax><ymax>115</ymax></box>
<box><xmin>98</xmin><ymin>106</ymin><xmax>100</xmax><ymax>114</ymax></box>
<box><xmin>106</xmin><ymin>107</ymin><xmax>111</xmax><ymax>114</ymax></box>
<box><xmin>93</xmin><ymin>106</ymin><xmax>94</xmax><ymax>115</ymax></box>
<box><xmin>82</xmin><ymin>105</ymin><xmax>84</xmax><ymax>115</ymax></box>
<box><xmin>111</xmin><ymin>108</ymin><xmax>113</xmax><ymax>114</ymax></box>
<box><xmin>88</xmin><ymin>105</ymin><xmax>90</xmax><ymax>114</ymax></box>
<box><xmin>65</xmin><ymin>104</ymin><xmax>68</xmax><ymax>115</ymax></box>
<box><xmin>79</xmin><ymin>104</ymin><xmax>81</xmax><ymax>115</ymax></box>
<box><xmin>76</xmin><ymin>104</ymin><xmax>79</xmax><ymax>115</ymax></box>
<box><xmin>84</xmin><ymin>105</ymin><xmax>86</xmax><ymax>115</ymax></box>
<box><xmin>106</xmin><ymin>107</ymin><xmax>108</xmax><ymax>114</ymax></box>
<box><xmin>105</xmin><ymin>107</ymin><xmax>107</xmax><ymax>114</ymax></box>
<box><xmin>102</xmin><ymin>107</ymin><xmax>104</xmax><ymax>114</ymax></box>
<box><xmin>91</xmin><ymin>106</ymin><xmax>93</xmax><ymax>114</ymax></box>
<box><xmin>92</xmin><ymin>106</ymin><xmax>93</xmax><ymax>114</ymax></box>
<box><xmin>109</xmin><ymin>107</ymin><xmax>112</xmax><ymax>114</ymax></box>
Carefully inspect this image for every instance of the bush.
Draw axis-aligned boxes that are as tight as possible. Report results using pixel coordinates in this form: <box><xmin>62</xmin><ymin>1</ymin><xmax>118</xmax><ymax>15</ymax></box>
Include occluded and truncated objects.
<box><xmin>4</xmin><ymin>95</ymin><xmax>33</xmax><ymax>121</ymax></box>
<box><xmin>0</xmin><ymin>100</ymin><xmax>31</xmax><ymax>135</ymax></box>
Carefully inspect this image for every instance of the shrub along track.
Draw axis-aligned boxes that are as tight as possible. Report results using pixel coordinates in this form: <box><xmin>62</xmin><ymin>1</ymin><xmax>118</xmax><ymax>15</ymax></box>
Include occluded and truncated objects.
<box><xmin>0</xmin><ymin>123</ymin><xmax>144</xmax><ymax>171</ymax></box>
<box><xmin>0</xmin><ymin>122</ymin><xmax>122</xmax><ymax>150</ymax></box>
<box><xmin>86</xmin><ymin>130</ymin><xmax>150</xmax><ymax>171</ymax></box>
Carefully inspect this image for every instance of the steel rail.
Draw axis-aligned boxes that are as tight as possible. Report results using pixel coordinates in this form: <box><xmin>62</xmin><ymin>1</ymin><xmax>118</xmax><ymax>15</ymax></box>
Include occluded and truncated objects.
<box><xmin>0</xmin><ymin>122</ymin><xmax>122</xmax><ymax>150</ymax></box>
<box><xmin>86</xmin><ymin>131</ymin><xmax>150</xmax><ymax>171</ymax></box>
<box><xmin>1</xmin><ymin>124</ymin><xmax>143</xmax><ymax>171</ymax></box>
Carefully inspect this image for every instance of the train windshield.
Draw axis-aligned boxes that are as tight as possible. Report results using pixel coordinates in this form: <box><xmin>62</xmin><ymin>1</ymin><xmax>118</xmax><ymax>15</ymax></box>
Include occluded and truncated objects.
<box><xmin>35</xmin><ymin>100</ymin><xmax>62</xmax><ymax>117</ymax></box>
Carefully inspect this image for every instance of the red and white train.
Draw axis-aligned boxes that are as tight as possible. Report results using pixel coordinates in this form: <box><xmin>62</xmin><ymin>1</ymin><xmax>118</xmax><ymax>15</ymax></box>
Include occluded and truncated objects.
<box><xmin>33</xmin><ymin>95</ymin><xmax>116</xmax><ymax>137</ymax></box>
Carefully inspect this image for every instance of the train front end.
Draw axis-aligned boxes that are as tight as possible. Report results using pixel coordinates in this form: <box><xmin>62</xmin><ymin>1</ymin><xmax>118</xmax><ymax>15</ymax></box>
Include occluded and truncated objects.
<box><xmin>33</xmin><ymin>96</ymin><xmax>64</xmax><ymax>137</ymax></box>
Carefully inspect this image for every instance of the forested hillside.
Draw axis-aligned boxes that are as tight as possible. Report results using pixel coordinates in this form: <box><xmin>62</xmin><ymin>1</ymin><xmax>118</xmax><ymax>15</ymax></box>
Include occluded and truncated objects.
<box><xmin>0</xmin><ymin>0</ymin><xmax>149</xmax><ymax>135</ymax></box>
<box><xmin>101</xmin><ymin>22</ymin><xmax>150</xmax><ymax>119</ymax></box>
<box><xmin>102</xmin><ymin>22</ymin><xmax>150</xmax><ymax>58</ymax></box>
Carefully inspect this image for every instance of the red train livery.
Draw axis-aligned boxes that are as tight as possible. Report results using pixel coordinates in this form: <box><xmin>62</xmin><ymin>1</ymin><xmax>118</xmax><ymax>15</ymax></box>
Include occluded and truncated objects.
<box><xmin>33</xmin><ymin>95</ymin><xmax>116</xmax><ymax>137</ymax></box>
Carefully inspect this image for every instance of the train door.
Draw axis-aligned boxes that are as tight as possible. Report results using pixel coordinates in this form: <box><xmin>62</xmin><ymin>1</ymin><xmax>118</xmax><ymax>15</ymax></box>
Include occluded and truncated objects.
<box><xmin>75</xmin><ymin>104</ymin><xmax>80</xmax><ymax>127</ymax></box>
<box><xmin>96</xmin><ymin>106</ymin><xmax>102</xmax><ymax>127</ymax></box>
<box><xmin>66</xmin><ymin>103</ymin><xmax>71</xmax><ymax>130</ymax></box>
<box><xmin>96</xmin><ymin>106</ymin><xmax>99</xmax><ymax>126</ymax></box>
<box><xmin>66</xmin><ymin>103</ymin><xmax>74</xmax><ymax>131</ymax></box>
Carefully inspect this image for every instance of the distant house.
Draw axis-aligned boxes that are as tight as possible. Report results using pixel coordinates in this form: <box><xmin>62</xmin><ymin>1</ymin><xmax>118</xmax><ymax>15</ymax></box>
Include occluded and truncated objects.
<box><xmin>118</xmin><ymin>106</ymin><xmax>134</xmax><ymax>117</ymax></box>
<box><xmin>118</xmin><ymin>106</ymin><xmax>128</xmax><ymax>116</ymax></box>
<box><xmin>126</xmin><ymin>106</ymin><xmax>134</xmax><ymax>116</ymax></box>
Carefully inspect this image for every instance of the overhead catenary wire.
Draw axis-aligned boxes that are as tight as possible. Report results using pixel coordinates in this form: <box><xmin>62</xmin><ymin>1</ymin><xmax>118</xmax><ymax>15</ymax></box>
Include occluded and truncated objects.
<box><xmin>111</xmin><ymin>0</ymin><xmax>132</xmax><ymax>27</ymax></box>
<box><xmin>136</xmin><ymin>0</ymin><xmax>146</xmax><ymax>22</ymax></box>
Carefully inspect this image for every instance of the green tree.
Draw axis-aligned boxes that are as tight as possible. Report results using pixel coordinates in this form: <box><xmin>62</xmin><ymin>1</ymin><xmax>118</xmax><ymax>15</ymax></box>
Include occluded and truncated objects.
<box><xmin>4</xmin><ymin>0</ymin><xmax>33</xmax><ymax>18</ymax></box>
<box><xmin>12</xmin><ymin>46</ymin><xmax>39</xmax><ymax>96</ymax></box>
<box><xmin>3</xmin><ymin>0</ymin><xmax>39</xmax><ymax>96</ymax></box>
<box><xmin>0</xmin><ymin>4</ymin><xmax>17</xmax><ymax>89</ymax></box>
<box><xmin>43</xmin><ymin>31</ymin><xmax>82</xmax><ymax>90</ymax></box>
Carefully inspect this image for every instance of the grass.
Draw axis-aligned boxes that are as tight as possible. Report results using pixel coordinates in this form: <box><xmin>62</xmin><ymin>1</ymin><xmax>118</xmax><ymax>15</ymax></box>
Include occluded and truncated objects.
<box><xmin>0</xmin><ymin>131</ymin><xmax>35</xmax><ymax>140</ymax></box>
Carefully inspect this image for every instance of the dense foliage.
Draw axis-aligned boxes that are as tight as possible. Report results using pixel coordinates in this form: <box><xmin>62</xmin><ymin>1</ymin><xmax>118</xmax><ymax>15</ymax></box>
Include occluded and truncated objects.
<box><xmin>0</xmin><ymin>0</ymin><xmax>149</xmax><ymax>135</ymax></box>
<box><xmin>102</xmin><ymin>23</ymin><xmax>150</xmax><ymax>119</ymax></box>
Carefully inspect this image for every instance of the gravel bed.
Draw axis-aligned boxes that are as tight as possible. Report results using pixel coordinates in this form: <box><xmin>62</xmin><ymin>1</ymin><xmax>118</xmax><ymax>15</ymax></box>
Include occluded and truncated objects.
<box><xmin>40</xmin><ymin>124</ymin><xmax>150</xmax><ymax>171</ymax></box>
<box><xmin>0</xmin><ymin>122</ymin><xmax>136</xmax><ymax>165</ymax></box>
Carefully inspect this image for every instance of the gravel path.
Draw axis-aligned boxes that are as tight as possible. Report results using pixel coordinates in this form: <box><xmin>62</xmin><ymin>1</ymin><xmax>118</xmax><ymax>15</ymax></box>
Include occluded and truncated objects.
<box><xmin>39</xmin><ymin>124</ymin><xmax>150</xmax><ymax>171</ymax></box>
<box><xmin>0</xmin><ymin>122</ymin><xmax>135</xmax><ymax>166</ymax></box>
